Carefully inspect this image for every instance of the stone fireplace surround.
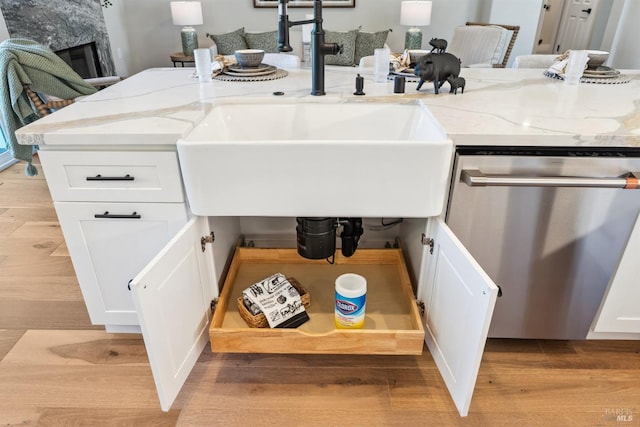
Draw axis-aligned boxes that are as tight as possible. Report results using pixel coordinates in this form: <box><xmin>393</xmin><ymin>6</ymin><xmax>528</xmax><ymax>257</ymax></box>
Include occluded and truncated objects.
<box><xmin>0</xmin><ymin>0</ymin><xmax>115</xmax><ymax>77</ymax></box>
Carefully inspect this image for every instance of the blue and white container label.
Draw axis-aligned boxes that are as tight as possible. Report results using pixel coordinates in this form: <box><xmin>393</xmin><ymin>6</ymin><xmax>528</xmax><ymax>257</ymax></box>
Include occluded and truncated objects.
<box><xmin>335</xmin><ymin>292</ymin><xmax>366</xmax><ymax>329</ymax></box>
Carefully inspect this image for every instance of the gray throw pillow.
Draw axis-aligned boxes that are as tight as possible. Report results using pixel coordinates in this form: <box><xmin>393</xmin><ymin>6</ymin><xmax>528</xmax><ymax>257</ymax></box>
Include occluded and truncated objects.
<box><xmin>245</xmin><ymin>31</ymin><xmax>279</xmax><ymax>53</ymax></box>
<box><xmin>206</xmin><ymin>28</ymin><xmax>247</xmax><ymax>55</ymax></box>
<box><xmin>354</xmin><ymin>29</ymin><xmax>390</xmax><ymax>65</ymax></box>
<box><xmin>325</xmin><ymin>29</ymin><xmax>358</xmax><ymax>66</ymax></box>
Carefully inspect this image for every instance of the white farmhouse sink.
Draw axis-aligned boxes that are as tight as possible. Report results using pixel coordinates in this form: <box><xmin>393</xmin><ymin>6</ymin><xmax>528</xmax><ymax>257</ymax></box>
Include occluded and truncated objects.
<box><xmin>178</xmin><ymin>100</ymin><xmax>452</xmax><ymax>217</ymax></box>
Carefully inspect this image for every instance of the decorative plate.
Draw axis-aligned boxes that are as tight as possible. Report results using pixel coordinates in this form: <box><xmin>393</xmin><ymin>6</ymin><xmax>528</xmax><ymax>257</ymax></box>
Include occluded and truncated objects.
<box><xmin>224</xmin><ymin>63</ymin><xmax>276</xmax><ymax>77</ymax></box>
<box><xmin>214</xmin><ymin>69</ymin><xmax>289</xmax><ymax>82</ymax></box>
<box><xmin>582</xmin><ymin>66</ymin><xmax>621</xmax><ymax>79</ymax></box>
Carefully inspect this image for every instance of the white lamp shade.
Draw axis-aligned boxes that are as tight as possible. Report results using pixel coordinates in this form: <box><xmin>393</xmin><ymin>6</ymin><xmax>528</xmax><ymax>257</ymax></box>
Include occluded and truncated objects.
<box><xmin>171</xmin><ymin>1</ymin><xmax>203</xmax><ymax>26</ymax></box>
<box><xmin>400</xmin><ymin>1</ymin><xmax>432</xmax><ymax>27</ymax></box>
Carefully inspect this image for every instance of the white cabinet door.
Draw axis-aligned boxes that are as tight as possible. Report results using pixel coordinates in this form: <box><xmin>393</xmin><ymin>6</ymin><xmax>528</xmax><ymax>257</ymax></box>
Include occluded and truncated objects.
<box><xmin>129</xmin><ymin>216</ymin><xmax>240</xmax><ymax>412</ymax></box>
<box><xmin>54</xmin><ymin>202</ymin><xmax>188</xmax><ymax>326</ymax></box>
<box><xmin>591</xmin><ymin>211</ymin><xmax>640</xmax><ymax>334</ymax></box>
<box><xmin>129</xmin><ymin>216</ymin><xmax>215</xmax><ymax>412</ymax></box>
<box><xmin>418</xmin><ymin>217</ymin><xmax>499</xmax><ymax>417</ymax></box>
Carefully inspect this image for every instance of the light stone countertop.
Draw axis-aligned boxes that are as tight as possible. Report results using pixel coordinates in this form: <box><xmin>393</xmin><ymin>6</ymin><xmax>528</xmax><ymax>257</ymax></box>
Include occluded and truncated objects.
<box><xmin>16</xmin><ymin>66</ymin><xmax>640</xmax><ymax>148</ymax></box>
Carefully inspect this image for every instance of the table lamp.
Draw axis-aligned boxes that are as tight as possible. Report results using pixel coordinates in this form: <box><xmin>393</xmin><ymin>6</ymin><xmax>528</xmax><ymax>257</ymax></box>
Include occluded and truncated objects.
<box><xmin>400</xmin><ymin>1</ymin><xmax>432</xmax><ymax>50</ymax></box>
<box><xmin>170</xmin><ymin>1</ymin><xmax>203</xmax><ymax>56</ymax></box>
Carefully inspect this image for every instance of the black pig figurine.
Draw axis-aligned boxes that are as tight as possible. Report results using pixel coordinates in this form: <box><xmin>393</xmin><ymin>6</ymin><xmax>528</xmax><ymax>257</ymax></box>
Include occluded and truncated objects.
<box><xmin>447</xmin><ymin>76</ymin><xmax>466</xmax><ymax>94</ymax></box>
<box><xmin>414</xmin><ymin>53</ymin><xmax>461</xmax><ymax>95</ymax></box>
<box><xmin>429</xmin><ymin>38</ymin><xmax>447</xmax><ymax>53</ymax></box>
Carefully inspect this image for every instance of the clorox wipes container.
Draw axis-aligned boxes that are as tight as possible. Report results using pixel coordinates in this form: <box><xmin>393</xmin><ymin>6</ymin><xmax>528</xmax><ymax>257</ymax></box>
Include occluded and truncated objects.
<box><xmin>335</xmin><ymin>273</ymin><xmax>367</xmax><ymax>329</ymax></box>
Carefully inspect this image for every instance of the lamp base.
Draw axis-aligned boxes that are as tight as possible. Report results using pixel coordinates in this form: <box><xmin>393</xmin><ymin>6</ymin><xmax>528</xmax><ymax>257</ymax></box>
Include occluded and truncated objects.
<box><xmin>181</xmin><ymin>26</ymin><xmax>198</xmax><ymax>56</ymax></box>
<box><xmin>404</xmin><ymin>28</ymin><xmax>422</xmax><ymax>50</ymax></box>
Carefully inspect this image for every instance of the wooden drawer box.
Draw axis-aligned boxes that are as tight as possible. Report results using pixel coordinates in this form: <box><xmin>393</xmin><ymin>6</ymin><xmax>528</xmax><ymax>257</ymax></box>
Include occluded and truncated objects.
<box><xmin>209</xmin><ymin>247</ymin><xmax>425</xmax><ymax>355</ymax></box>
<box><xmin>39</xmin><ymin>150</ymin><xmax>184</xmax><ymax>203</ymax></box>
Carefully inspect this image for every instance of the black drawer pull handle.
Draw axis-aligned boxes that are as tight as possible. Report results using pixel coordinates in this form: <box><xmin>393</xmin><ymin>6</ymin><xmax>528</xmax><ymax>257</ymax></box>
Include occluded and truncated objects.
<box><xmin>86</xmin><ymin>174</ymin><xmax>135</xmax><ymax>181</ymax></box>
<box><xmin>94</xmin><ymin>211</ymin><xmax>141</xmax><ymax>219</ymax></box>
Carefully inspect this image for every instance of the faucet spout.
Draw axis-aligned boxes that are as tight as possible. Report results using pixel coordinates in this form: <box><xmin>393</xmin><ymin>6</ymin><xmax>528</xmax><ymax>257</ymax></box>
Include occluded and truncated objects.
<box><xmin>277</xmin><ymin>0</ymin><xmax>341</xmax><ymax>96</ymax></box>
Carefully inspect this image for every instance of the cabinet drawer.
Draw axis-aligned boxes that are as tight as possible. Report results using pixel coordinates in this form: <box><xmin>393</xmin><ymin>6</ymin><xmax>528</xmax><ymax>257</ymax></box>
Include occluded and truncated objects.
<box><xmin>39</xmin><ymin>150</ymin><xmax>184</xmax><ymax>202</ymax></box>
<box><xmin>210</xmin><ymin>248</ymin><xmax>425</xmax><ymax>355</ymax></box>
<box><xmin>55</xmin><ymin>201</ymin><xmax>189</xmax><ymax>326</ymax></box>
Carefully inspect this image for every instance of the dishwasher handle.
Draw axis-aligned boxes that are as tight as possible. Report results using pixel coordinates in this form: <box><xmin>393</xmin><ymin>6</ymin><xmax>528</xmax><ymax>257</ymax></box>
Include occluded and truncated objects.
<box><xmin>461</xmin><ymin>169</ymin><xmax>640</xmax><ymax>189</ymax></box>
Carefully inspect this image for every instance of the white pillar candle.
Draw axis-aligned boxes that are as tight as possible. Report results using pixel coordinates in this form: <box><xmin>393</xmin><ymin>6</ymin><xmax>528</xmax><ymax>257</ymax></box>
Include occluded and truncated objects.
<box><xmin>194</xmin><ymin>48</ymin><xmax>212</xmax><ymax>82</ymax></box>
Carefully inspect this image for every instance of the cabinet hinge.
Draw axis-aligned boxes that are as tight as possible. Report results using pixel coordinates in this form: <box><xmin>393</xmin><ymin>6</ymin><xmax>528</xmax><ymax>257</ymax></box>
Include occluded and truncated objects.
<box><xmin>210</xmin><ymin>298</ymin><xmax>218</xmax><ymax>314</ymax></box>
<box><xmin>201</xmin><ymin>232</ymin><xmax>215</xmax><ymax>252</ymax></box>
<box><xmin>421</xmin><ymin>234</ymin><xmax>434</xmax><ymax>254</ymax></box>
<box><xmin>416</xmin><ymin>300</ymin><xmax>425</xmax><ymax>317</ymax></box>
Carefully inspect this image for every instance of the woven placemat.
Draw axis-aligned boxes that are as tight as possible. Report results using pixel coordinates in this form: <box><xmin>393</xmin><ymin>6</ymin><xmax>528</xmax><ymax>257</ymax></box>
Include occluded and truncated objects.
<box><xmin>214</xmin><ymin>69</ymin><xmax>288</xmax><ymax>82</ymax></box>
<box><xmin>543</xmin><ymin>70</ymin><xmax>631</xmax><ymax>84</ymax></box>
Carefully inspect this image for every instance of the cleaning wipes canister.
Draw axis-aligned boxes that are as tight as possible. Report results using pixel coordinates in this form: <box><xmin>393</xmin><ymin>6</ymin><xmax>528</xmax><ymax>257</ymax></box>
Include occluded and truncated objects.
<box><xmin>335</xmin><ymin>273</ymin><xmax>367</xmax><ymax>329</ymax></box>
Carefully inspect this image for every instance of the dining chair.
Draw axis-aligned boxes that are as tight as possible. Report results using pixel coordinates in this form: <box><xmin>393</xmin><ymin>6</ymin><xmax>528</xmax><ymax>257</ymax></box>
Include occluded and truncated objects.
<box><xmin>512</xmin><ymin>54</ymin><xmax>558</xmax><ymax>69</ymax></box>
<box><xmin>263</xmin><ymin>53</ymin><xmax>301</xmax><ymax>69</ymax></box>
<box><xmin>1</xmin><ymin>38</ymin><xmax>120</xmax><ymax>174</ymax></box>
<box><xmin>448</xmin><ymin>22</ymin><xmax>520</xmax><ymax>68</ymax></box>
<box><xmin>23</xmin><ymin>76</ymin><xmax>121</xmax><ymax>117</ymax></box>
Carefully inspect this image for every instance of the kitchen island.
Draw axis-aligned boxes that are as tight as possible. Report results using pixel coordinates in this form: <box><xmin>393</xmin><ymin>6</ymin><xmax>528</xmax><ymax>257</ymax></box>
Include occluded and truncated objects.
<box><xmin>14</xmin><ymin>67</ymin><xmax>640</xmax><ymax>416</ymax></box>
<box><xmin>16</xmin><ymin>66</ymin><xmax>640</xmax><ymax>149</ymax></box>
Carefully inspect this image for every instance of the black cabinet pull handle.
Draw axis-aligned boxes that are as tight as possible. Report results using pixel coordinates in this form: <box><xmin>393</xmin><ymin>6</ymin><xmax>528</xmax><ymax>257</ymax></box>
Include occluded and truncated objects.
<box><xmin>86</xmin><ymin>174</ymin><xmax>135</xmax><ymax>181</ymax></box>
<box><xmin>94</xmin><ymin>211</ymin><xmax>141</xmax><ymax>219</ymax></box>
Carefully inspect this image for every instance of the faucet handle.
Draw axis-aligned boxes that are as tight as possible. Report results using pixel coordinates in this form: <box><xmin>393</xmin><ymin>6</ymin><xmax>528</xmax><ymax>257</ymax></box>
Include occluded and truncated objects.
<box><xmin>323</xmin><ymin>42</ymin><xmax>342</xmax><ymax>56</ymax></box>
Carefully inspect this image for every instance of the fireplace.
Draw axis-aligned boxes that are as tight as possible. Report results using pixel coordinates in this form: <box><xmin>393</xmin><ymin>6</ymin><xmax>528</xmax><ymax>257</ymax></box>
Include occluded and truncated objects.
<box><xmin>0</xmin><ymin>0</ymin><xmax>116</xmax><ymax>78</ymax></box>
<box><xmin>55</xmin><ymin>42</ymin><xmax>103</xmax><ymax>79</ymax></box>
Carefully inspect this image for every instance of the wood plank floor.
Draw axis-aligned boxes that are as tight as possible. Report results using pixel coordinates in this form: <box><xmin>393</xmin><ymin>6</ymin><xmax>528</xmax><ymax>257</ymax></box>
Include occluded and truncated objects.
<box><xmin>0</xmin><ymin>157</ymin><xmax>638</xmax><ymax>426</ymax></box>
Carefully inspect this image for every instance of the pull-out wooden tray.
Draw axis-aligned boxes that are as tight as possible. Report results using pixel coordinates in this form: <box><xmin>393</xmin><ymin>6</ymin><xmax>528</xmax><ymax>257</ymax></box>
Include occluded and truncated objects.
<box><xmin>209</xmin><ymin>247</ymin><xmax>425</xmax><ymax>355</ymax></box>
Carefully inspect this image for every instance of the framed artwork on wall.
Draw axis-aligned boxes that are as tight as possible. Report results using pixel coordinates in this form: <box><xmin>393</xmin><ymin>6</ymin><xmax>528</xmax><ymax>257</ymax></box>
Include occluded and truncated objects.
<box><xmin>253</xmin><ymin>0</ymin><xmax>355</xmax><ymax>8</ymax></box>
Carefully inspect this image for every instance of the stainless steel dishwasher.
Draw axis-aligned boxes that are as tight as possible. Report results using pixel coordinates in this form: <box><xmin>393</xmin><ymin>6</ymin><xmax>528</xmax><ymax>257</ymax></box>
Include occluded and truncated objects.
<box><xmin>445</xmin><ymin>146</ymin><xmax>640</xmax><ymax>339</ymax></box>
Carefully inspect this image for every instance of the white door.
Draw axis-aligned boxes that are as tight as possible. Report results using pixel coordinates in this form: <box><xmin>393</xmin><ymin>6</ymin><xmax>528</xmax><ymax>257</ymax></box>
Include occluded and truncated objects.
<box><xmin>591</xmin><ymin>211</ymin><xmax>640</xmax><ymax>334</ymax></box>
<box><xmin>129</xmin><ymin>215</ymin><xmax>240</xmax><ymax>411</ymax></box>
<box><xmin>418</xmin><ymin>218</ymin><xmax>499</xmax><ymax>417</ymax></box>
<box><xmin>554</xmin><ymin>0</ymin><xmax>599</xmax><ymax>52</ymax></box>
<box><xmin>129</xmin><ymin>216</ymin><xmax>217</xmax><ymax>412</ymax></box>
<box><xmin>54</xmin><ymin>201</ymin><xmax>188</xmax><ymax>326</ymax></box>
<box><xmin>534</xmin><ymin>0</ymin><xmax>566</xmax><ymax>54</ymax></box>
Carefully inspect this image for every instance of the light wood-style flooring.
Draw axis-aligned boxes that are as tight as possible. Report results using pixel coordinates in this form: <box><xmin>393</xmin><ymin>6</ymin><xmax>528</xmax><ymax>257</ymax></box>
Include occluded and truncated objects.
<box><xmin>0</xmin><ymin>156</ymin><xmax>639</xmax><ymax>426</ymax></box>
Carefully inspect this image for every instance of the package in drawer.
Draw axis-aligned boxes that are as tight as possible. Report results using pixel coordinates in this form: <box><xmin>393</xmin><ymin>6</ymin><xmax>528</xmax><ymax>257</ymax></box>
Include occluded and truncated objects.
<box><xmin>238</xmin><ymin>275</ymin><xmax>310</xmax><ymax>328</ymax></box>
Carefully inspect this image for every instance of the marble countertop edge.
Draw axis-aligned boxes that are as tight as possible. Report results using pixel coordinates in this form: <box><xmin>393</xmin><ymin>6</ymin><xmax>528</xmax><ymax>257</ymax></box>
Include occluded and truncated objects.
<box><xmin>15</xmin><ymin>67</ymin><xmax>640</xmax><ymax>149</ymax></box>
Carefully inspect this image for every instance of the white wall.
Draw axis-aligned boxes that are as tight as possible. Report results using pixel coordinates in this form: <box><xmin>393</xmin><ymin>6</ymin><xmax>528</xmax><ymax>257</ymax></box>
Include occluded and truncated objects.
<box><xmin>102</xmin><ymin>1</ymin><xmax>133</xmax><ymax>77</ymax></box>
<box><xmin>609</xmin><ymin>0</ymin><xmax>640</xmax><ymax>68</ymax></box>
<box><xmin>589</xmin><ymin>0</ymin><xmax>614</xmax><ymax>50</ymax></box>
<box><xmin>600</xmin><ymin>0</ymin><xmax>625</xmax><ymax>53</ymax></box>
